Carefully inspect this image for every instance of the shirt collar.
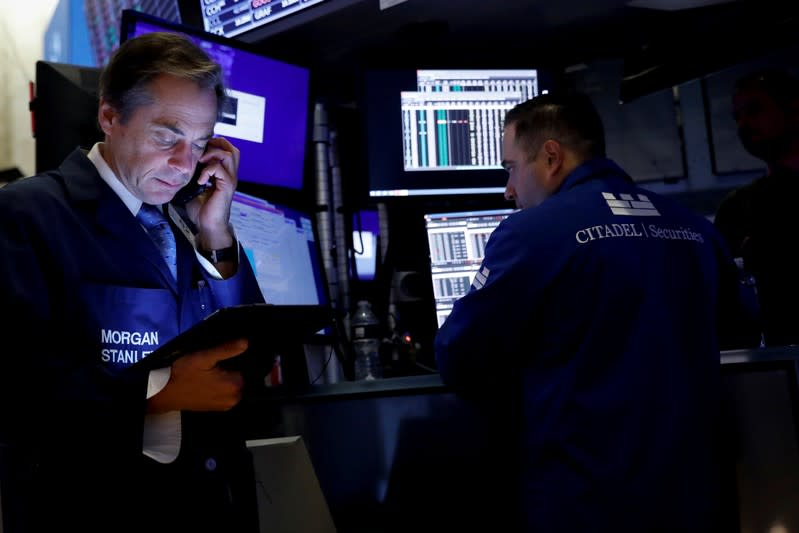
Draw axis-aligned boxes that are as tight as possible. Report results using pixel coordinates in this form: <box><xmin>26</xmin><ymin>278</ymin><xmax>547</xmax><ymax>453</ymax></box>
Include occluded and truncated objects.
<box><xmin>87</xmin><ymin>142</ymin><xmax>149</xmax><ymax>216</ymax></box>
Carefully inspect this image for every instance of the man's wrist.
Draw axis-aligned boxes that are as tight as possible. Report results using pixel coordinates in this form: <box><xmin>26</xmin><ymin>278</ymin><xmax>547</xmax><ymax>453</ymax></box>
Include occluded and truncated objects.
<box><xmin>199</xmin><ymin>245</ymin><xmax>237</xmax><ymax>264</ymax></box>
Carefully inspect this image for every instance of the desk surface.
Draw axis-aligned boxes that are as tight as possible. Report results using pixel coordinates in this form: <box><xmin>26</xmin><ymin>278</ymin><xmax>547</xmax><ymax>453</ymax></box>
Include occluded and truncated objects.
<box><xmin>721</xmin><ymin>345</ymin><xmax>799</xmax><ymax>364</ymax></box>
<box><xmin>262</xmin><ymin>373</ymin><xmax>445</xmax><ymax>403</ymax></box>
<box><xmin>262</xmin><ymin>345</ymin><xmax>799</xmax><ymax>404</ymax></box>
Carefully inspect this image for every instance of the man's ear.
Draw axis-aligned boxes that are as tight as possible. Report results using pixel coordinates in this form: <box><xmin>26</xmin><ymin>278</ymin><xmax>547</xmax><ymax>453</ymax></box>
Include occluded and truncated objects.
<box><xmin>97</xmin><ymin>99</ymin><xmax>118</xmax><ymax>136</ymax></box>
<box><xmin>542</xmin><ymin>139</ymin><xmax>564</xmax><ymax>175</ymax></box>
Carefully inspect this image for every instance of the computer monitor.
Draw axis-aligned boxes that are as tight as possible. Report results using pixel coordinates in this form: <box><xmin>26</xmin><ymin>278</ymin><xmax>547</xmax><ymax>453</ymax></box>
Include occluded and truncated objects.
<box><xmin>120</xmin><ymin>9</ymin><xmax>311</xmax><ymax>191</ymax></box>
<box><xmin>424</xmin><ymin>208</ymin><xmax>515</xmax><ymax>327</ymax></box>
<box><xmin>32</xmin><ymin>61</ymin><xmax>103</xmax><ymax>174</ymax></box>
<box><xmin>365</xmin><ymin>69</ymin><xmax>549</xmax><ymax>199</ymax></box>
<box><xmin>230</xmin><ymin>191</ymin><xmax>329</xmax><ymax>307</ymax></box>
<box><xmin>199</xmin><ymin>0</ymin><xmax>328</xmax><ymax>38</ymax></box>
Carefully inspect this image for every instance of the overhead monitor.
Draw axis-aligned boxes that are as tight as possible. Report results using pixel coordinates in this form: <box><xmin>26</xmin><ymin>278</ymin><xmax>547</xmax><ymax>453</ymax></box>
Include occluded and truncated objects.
<box><xmin>365</xmin><ymin>69</ymin><xmax>548</xmax><ymax>199</ymax></box>
<box><xmin>120</xmin><ymin>9</ymin><xmax>311</xmax><ymax>191</ymax></box>
<box><xmin>424</xmin><ymin>208</ymin><xmax>515</xmax><ymax>327</ymax></box>
<box><xmin>200</xmin><ymin>0</ymin><xmax>328</xmax><ymax>38</ymax></box>
<box><xmin>230</xmin><ymin>191</ymin><xmax>329</xmax><ymax>307</ymax></box>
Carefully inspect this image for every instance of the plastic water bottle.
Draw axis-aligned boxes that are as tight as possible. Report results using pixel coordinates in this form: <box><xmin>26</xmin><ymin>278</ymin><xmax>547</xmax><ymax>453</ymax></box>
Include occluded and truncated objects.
<box><xmin>351</xmin><ymin>300</ymin><xmax>382</xmax><ymax>380</ymax></box>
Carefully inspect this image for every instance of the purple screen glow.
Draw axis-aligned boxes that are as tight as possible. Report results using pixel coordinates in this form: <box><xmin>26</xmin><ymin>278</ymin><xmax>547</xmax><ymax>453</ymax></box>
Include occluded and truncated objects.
<box><xmin>129</xmin><ymin>20</ymin><xmax>310</xmax><ymax>190</ymax></box>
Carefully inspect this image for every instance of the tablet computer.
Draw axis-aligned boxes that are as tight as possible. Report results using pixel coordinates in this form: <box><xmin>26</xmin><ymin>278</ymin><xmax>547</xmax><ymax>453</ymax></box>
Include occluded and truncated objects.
<box><xmin>135</xmin><ymin>303</ymin><xmax>334</xmax><ymax>371</ymax></box>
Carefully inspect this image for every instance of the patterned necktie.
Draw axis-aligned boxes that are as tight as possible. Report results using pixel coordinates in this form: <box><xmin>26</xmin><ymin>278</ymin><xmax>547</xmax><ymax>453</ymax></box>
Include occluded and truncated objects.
<box><xmin>137</xmin><ymin>204</ymin><xmax>177</xmax><ymax>280</ymax></box>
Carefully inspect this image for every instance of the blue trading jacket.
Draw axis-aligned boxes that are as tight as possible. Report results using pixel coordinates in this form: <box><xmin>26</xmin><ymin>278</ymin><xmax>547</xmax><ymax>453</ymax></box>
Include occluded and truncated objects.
<box><xmin>435</xmin><ymin>158</ymin><xmax>751</xmax><ymax>532</ymax></box>
<box><xmin>0</xmin><ymin>149</ymin><xmax>264</xmax><ymax>533</ymax></box>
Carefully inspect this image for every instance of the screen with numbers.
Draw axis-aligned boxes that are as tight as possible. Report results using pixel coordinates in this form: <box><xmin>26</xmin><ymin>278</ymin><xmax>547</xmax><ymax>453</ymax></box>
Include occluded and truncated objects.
<box><xmin>424</xmin><ymin>208</ymin><xmax>515</xmax><ymax>327</ymax></box>
<box><xmin>365</xmin><ymin>69</ymin><xmax>550</xmax><ymax>199</ymax></box>
<box><xmin>201</xmin><ymin>0</ymin><xmax>328</xmax><ymax>38</ymax></box>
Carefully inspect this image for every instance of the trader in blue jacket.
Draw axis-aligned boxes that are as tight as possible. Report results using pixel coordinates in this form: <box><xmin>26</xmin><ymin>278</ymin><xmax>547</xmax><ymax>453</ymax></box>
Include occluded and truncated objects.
<box><xmin>0</xmin><ymin>33</ymin><xmax>264</xmax><ymax>533</ymax></box>
<box><xmin>435</xmin><ymin>92</ymin><xmax>758</xmax><ymax>532</ymax></box>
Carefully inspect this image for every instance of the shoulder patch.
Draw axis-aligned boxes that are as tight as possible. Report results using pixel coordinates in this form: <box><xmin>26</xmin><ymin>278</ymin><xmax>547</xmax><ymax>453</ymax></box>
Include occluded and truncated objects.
<box><xmin>472</xmin><ymin>265</ymin><xmax>490</xmax><ymax>290</ymax></box>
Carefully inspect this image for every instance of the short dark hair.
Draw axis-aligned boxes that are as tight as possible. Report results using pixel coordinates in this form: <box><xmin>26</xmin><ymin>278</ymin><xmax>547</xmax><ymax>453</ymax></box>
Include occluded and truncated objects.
<box><xmin>734</xmin><ymin>68</ymin><xmax>799</xmax><ymax>110</ymax></box>
<box><xmin>99</xmin><ymin>32</ymin><xmax>225</xmax><ymax>123</ymax></box>
<box><xmin>504</xmin><ymin>91</ymin><xmax>606</xmax><ymax>163</ymax></box>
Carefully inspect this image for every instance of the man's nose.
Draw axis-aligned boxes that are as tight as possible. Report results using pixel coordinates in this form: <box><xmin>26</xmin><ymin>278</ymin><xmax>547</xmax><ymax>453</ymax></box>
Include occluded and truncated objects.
<box><xmin>169</xmin><ymin>142</ymin><xmax>194</xmax><ymax>175</ymax></box>
<box><xmin>504</xmin><ymin>183</ymin><xmax>515</xmax><ymax>202</ymax></box>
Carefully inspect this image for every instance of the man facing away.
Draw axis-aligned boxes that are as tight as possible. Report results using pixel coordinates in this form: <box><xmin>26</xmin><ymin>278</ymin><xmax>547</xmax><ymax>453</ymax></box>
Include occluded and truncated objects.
<box><xmin>435</xmin><ymin>91</ymin><xmax>758</xmax><ymax>532</ymax></box>
<box><xmin>0</xmin><ymin>32</ymin><xmax>265</xmax><ymax>533</ymax></box>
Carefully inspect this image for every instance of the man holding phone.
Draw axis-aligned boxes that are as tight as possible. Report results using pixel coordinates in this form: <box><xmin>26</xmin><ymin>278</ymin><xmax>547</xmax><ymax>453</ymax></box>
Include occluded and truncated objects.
<box><xmin>0</xmin><ymin>32</ymin><xmax>263</xmax><ymax>533</ymax></box>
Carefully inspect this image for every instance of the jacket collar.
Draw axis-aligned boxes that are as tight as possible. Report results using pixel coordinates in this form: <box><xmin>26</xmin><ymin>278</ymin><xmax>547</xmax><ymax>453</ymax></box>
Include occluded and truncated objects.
<box><xmin>556</xmin><ymin>157</ymin><xmax>633</xmax><ymax>195</ymax></box>
<box><xmin>58</xmin><ymin>149</ymin><xmax>179</xmax><ymax>291</ymax></box>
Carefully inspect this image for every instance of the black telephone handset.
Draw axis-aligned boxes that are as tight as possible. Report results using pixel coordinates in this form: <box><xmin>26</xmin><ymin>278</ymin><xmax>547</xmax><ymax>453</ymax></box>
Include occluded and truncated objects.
<box><xmin>173</xmin><ymin>161</ymin><xmax>211</xmax><ymax>206</ymax></box>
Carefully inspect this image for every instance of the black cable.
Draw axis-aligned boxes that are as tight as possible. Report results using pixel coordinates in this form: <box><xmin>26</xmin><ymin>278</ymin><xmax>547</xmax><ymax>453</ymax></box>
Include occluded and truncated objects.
<box><xmin>415</xmin><ymin>361</ymin><xmax>438</xmax><ymax>374</ymax></box>
<box><xmin>331</xmin><ymin>311</ymin><xmax>355</xmax><ymax>381</ymax></box>
<box><xmin>352</xmin><ymin>208</ymin><xmax>365</xmax><ymax>254</ymax></box>
<box><xmin>310</xmin><ymin>345</ymin><xmax>336</xmax><ymax>385</ymax></box>
<box><xmin>349</xmin><ymin>210</ymin><xmax>365</xmax><ymax>283</ymax></box>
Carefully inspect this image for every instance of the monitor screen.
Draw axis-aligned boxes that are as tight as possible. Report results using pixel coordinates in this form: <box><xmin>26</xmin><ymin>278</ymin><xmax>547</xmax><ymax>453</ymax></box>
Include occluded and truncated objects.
<box><xmin>33</xmin><ymin>61</ymin><xmax>103</xmax><ymax>173</ymax></box>
<box><xmin>366</xmin><ymin>69</ymin><xmax>548</xmax><ymax>199</ymax></box>
<box><xmin>201</xmin><ymin>0</ymin><xmax>328</xmax><ymax>38</ymax></box>
<box><xmin>120</xmin><ymin>9</ymin><xmax>311</xmax><ymax>191</ymax></box>
<box><xmin>230</xmin><ymin>191</ymin><xmax>329</xmax><ymax>306</ymax></box>
<box><xmin>84</xmin><ymin>1</ymin><xmax>183</xmax><ymax>66</ymax></box>
<box><xmin>424</xmin><ymin>208</ymin><xmax>515</xmax><ymax>327</ymax></box>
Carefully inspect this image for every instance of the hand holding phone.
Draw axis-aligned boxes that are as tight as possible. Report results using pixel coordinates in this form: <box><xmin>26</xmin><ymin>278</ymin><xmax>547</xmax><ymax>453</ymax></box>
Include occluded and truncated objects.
<box><xmin>176</xmin><ymin>136</ymin><xmax>240</xmax><ymax>243</ymax></box>
<box><xmin>173</xmin><ymin>162</ymin><xmax>212</xmax><ymax>206</ymax></box>
<box><xmin>173</xmin><ymin>136</ymin><xmax>238</xmax><ymax>209</ymax></box>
